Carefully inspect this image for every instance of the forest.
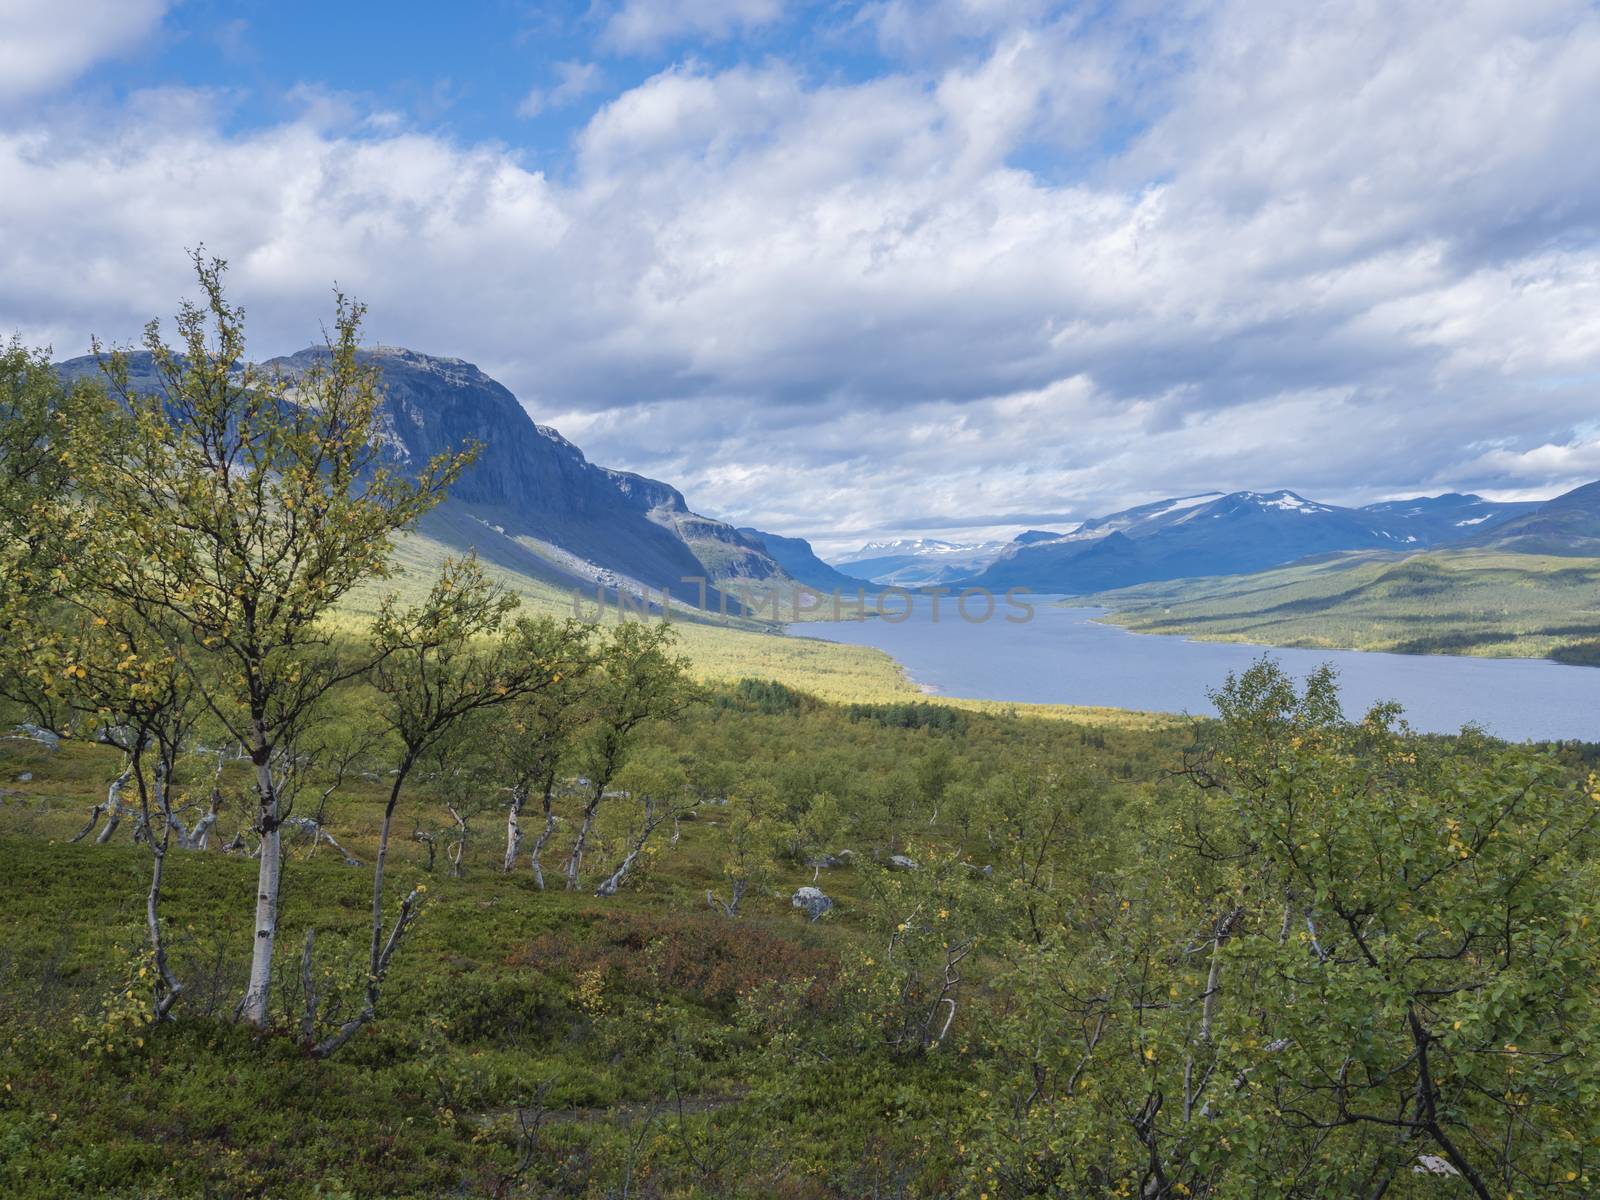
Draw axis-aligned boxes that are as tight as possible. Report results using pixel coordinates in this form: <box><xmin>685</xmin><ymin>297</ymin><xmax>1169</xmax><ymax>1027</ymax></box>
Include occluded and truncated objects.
<box><xmin>3</xmin><ymin>267</ymin><xmax>1599</xmax><ymax>1198</ymax></box>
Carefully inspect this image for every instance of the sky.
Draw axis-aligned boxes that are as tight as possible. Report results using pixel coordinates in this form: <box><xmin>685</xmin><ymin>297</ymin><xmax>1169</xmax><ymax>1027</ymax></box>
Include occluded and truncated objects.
<box><xmin>1</xmin><ymin>0</ymin><xmax>1598</xmax><ymax>556</ymax></box>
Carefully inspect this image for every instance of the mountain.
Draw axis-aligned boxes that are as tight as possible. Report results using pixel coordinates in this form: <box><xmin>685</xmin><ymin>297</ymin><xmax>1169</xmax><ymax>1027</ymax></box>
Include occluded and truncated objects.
<box><xmin>1073</xmin><ymin>493</ymin><xmax>1228</xmax><ymax>537</ymax></box>
<box><xmin>55</xmin><ymin>346</ymin><xmax>788</xmax><ymax>605</ymax></box>
<box><xmin>832</xmin><ymin>537</ymin><xmax>1010</xmax><ymax>586</ymax></box>
<box><xmin>1360</xmin><ymin>493</ymin><xmax>1535</xmax><ymax>544</ymax></box>
<box><xmin>965</xmin><ymin>489</ymin><xmax>1541</xmax><ymax>595</ymax></box>
<box><xmin>1460</xmin><ymin>481</ymin><xmax>1600</xmax><ymax>555</ymax></box>
<box><xmin>836</xmin><ymin>537</ymin><xmax>959</xmax><ymax>562</ymax></box>
<box><xmin>736</xmin><ymin>529</ymin><xmax>873</xmax><ymax>591</ymax></box>
<box><xmin>1012</xmin><ymin>529</ymin><xmax>1067</xmax><ymax>545</ymax></box>
<box><xmin>601</xmin><ymin>469</ymin><xmax>788</xmax><ymax>587</ymax></box>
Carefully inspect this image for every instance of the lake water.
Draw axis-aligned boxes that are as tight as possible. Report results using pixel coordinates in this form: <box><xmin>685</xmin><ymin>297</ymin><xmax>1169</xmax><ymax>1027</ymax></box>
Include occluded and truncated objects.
<box><xmin>796</xmin><ymin>599</ymin><xmax>1600</xmax><ymax>742</ymax></box>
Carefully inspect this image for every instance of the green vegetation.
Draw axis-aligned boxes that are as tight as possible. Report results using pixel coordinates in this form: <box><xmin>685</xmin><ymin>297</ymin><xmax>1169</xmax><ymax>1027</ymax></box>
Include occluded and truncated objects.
<box><xmin>1092</xmin><ymin>548</ymin><xmax>1600</xmax><ymax>665</ymax></box>
<box><xmin>6</xmin><ymin>267</ymin><xmax>1600</xmax><ymax>1197</ymax></box>
<box><xmin>344</xmin><ymin>518</ymin><xmax>924</xmax><ymax>705</ymax></box>
<box><xmin>0</xmin><ymin>676</ymin><xmax>1190</xmax><ymax>1198</ymax></box>
<box><xmin>6</xmin><ymin>662</ymin><xmax>1600</xmax><ymax>1197</ymax></box>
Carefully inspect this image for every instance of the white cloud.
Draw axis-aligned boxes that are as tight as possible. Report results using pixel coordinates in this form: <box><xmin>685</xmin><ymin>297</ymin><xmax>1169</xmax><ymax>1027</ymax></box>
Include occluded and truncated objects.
<box><xmin>601</xmin><ymin>0</ymin><xmax>786</xmax><ymax>54</ymax></box>
<box><xmin>517</xmin><ymin>61</ymin><xmax>605</xmax><ymax>119</ymax></box>
<box><xmin>0</xmin><ymin>0</ymin><xmax>170</xmax><ymax>102</ymax></box>
<box><xmin>1462</xmin><ymin>436</ymin><xmax>1600</xmax><ymax>488</ymax></box>
<box><xmin>2</xmin><ymin>0</ymin><xmax>1600</xmax><ymax>544</ymax></box>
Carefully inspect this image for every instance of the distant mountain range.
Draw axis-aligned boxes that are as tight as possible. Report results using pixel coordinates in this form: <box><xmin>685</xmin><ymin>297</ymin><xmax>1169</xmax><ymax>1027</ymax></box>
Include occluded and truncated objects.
<box><xmin>56</xmin><ymin>347</ymin><xmax>1600</xmax><ymax>608</ymax></box>
<box><xmin>833</xmin><ymin>535</ymin><xmax>1031</xmax><ymax>586</ymax></box>
<box><xmin>822</xmin><ymin>488</ymin><xmax>1578</xmax><ymax>593</ymax></box>
<box><xmin>945</xmin><ymin>489</ymin><xmax>1559</xmax><ymax>594</ymax></box>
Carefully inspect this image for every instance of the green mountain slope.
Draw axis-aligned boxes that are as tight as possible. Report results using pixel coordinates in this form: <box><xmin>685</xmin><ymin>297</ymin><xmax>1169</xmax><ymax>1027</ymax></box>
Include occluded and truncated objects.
<box><xmin>1091</xmin><ymin>549</ymin><xmax>1600</xmax><ymax>665</ymax></box>
<box><xmin>333</xmin><ymin>519</ymin><xmax>924</xmax><ymax>703</ymax></box>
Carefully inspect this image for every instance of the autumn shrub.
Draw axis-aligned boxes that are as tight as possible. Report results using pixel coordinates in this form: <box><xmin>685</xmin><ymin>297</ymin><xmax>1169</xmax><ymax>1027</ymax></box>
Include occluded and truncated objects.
<box><xmin>513</xmin><ymin>910</ymin><xmax>840</xmax><ymax>1017</ymax></box>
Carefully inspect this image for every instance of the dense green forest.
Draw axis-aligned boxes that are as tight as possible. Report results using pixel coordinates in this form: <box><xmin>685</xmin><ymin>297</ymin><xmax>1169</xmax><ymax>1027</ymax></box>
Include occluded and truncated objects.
<box><xmin>4</xmin><ymin>267</ymin><xmax>1600</xmax><ymax>1197</ymax></box>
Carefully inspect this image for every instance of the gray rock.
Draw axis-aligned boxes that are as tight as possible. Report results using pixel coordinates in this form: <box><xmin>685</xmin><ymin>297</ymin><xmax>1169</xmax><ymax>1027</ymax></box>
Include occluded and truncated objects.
<box><xmin>1413</xmin><ymin>1155</ymin><xmax>1460</xmax><ymax>1177</ymax></box>
<box><xmin>791</xmin><ymin>886</ymin><xmax>833</xmax><ymax>921</ymax></box>
<box><xmin>11</xmin><ymin>724</ymin><xmax>59</xmax><ymax>751</ymax></box>
<box><xmin>887</xmin><ymin>854</ymin><xmax>919</xmax><ymax>871</ymax></box>
<box><xmin>15</xmin><ymin>772</ymin><xmax>32</xmax><ymax>783</ymax></box>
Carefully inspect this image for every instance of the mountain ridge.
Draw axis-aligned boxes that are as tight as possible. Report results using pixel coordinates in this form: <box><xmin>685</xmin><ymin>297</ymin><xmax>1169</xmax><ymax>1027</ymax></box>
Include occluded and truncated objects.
<box><xmin>959</xmin><ymin>488</ymin><xmax>1544</xmax><ymax>593</ymax></box>
<box><xmin>54</xmin><ymin>346</ymin><xmax>793</xmax><ymax>607</ymax></box>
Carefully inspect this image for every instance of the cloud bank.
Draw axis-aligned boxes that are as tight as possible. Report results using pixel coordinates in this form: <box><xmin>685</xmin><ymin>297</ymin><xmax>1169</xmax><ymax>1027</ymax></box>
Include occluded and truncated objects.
<box><xmin>1</xmin><ymin>0</ymin><xmax>1598</xmax><ymax>552</ymax></box>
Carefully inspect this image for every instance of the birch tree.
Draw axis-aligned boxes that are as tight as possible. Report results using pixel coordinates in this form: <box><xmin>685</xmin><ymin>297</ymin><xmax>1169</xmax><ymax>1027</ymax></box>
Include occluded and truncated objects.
<box><xmin>309</xmin><ymin>557</ymin><xmax>562</xmax><ymax>1056</ymax></box>
<box><xmin>0</xmin><ymin>339</ymin><xmax>88</xmax><ymax>735</ymax></box>
<box><xmin>484</xmin><ymin>619</ymin><xmax>597</xmax><ymax>884</ymax></box>
<box><xmin>54</xmin><ymin>603</ymin><xmax>201</xmax><ymax>1020</ymax></box>
<box><xmin>69</xmin><ymin>254</ymin><xmax>470</xmax><ymax>1027</ymax></box>
<box><xmin>962</xmin><ymin>661</ymin><xmax>1600</xmax><ymax>1198</ymax></box>
<box><xmin>562</xmin><ymin>621</ymin><xmax>694</xmax><ymax>891</ymax></box>
<box><xmin>707</xmin><ymin>786</ymin><xmax>784</xmax><ymax>916</ymax></box>
<box><xmin>592</xmin><ymin>747</ymin><xmax>700</xmax><ymax>897</ymax></box>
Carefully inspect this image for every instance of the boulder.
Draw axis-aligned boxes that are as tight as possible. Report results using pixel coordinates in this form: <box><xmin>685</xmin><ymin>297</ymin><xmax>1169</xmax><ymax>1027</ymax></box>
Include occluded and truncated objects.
<box><xmin>11</xmin><ymin>724</ymin><xmax>59</xmax><ymax>751</ymax></box>
<box><xmin>887</xmin><ymin>854</ymin><xmax>919</xmax><ymax>871</ymax></box>
<box><xmin>15</xmin><ymin>772</ymin><xmax>32</xmax><ymax>783</ymax></box>
<box><xmin>791</xmin><ymin>886</ymin><xmax>833</xmax><ymax>921</ymax></box>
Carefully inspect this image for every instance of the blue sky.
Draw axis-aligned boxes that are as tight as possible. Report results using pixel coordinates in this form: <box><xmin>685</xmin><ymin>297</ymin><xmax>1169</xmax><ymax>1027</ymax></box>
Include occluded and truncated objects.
<box><xmin>2</xmin><ymin>0</ymin><xmax>1599</xmax><ymax>553</ymax></box>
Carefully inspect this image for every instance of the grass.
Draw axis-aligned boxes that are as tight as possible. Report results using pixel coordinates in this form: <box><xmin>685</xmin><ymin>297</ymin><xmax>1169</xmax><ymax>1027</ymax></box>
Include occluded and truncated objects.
<box><xmin>0</xmin><ymin>683</ymin><xmax>1178</xmax><ymax>1198</ymax></box>
<box><xmin>1089</xmin><ymin>548</ymin><xmax>1600</xmax><ymax>666</ymax></box>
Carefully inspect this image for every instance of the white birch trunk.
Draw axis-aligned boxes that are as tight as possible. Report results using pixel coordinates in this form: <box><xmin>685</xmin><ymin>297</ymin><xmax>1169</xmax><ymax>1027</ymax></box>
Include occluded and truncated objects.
<box><xmin>94</xmin><ymin>765</ymin><xmax>131</xmax><ymax>844</ymax></box>
<box><xmin>528</xmin><ymin>779</ymin><xmax>558</xmax><ymax>891</ymax></box>
<box><xmin>141</xmin><ymin>752</ymin><xmax>184</xmax><ymax>1019</ymax></box>
<box><xmin>503</xmin><ymin>784</ymin><xmax>525</xmax><ymax>873</ymax></box>
<box><xmin>563</xmin><ymin>791</ymin><xmax>602</xmax><ymax>891</ymax></box>
<box><xmin>241</xmin><ymin>730</ymin><xmax>282</xmax><ymax>1028</ymax></box>
<box><xmin>73</xmin><ymin>764</ymin><xmax>131</xmax><ymax>844</ymax></box>
<box><xmin>369</xmin><ymin>775</ymin><xmax>406</xmax><ymax>977</ymax></box>
<box><xmin>447</xmin><ymin>804</ymin><xmax>467</xmax><ymax>879</ymax></box>
<box><xmin>594</xmin><ymin>844</ymin><xmax>645</xmax><ymax>896</ymax></box>
<box><xmin>185</xmin><ymin>750</ymin><xmax>225</xmax><ymax>849</ymax></box>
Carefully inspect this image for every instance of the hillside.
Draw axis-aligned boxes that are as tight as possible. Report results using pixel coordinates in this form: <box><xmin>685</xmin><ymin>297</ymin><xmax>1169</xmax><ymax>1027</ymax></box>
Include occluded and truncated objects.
<box><xmin>1463</xmin><ymin>479</ymin><xmax>1600</xmax><ymax>555</ymax></box>
<box><xmin>1092</xmin><ymin>548</ymin><xmax>1600</xmax><ymax>665</ymax></box>
<box><xmin>602</xmin><ymin>469</ymin><xmax>790</xmax><ymax>588</ymax></box>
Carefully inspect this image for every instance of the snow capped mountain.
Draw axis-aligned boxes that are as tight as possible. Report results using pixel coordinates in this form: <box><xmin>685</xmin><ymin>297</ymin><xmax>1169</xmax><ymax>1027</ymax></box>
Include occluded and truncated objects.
<box><xmin>1244</xmin><ymin>490</ymin><xmax>1333</xmax><ymax>514</ymax></box>
<box><xmin>836</xmin><ymin>537</ymin><xmax>965</xmax><ymax>563</ymax></box>
<box><xmin>1358</xmin><ymin>493</ymin><xmax>1534</xmax><ymax>544</ymax></box>
<box><xmin>831</xmin><ymin>537</ymin><xmax>1011</xmax><ymax>585</ymax></box>
<box><xmin>965</xmin><ymin>488</ymin><xmax>1539</xmax><ymax>594</ymax></box>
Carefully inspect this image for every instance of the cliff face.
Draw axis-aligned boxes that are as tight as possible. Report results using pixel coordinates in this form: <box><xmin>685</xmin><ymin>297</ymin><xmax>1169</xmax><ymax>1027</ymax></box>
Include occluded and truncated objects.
<box><xmin>57</xmin><ymin>346</ymin><xmax>787</xmax><ymax>596</ymax></box>
<box><xmin>604</xmin><ymin>468</ymin><xmax>788</xmax><ymax>584</ymax></box>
